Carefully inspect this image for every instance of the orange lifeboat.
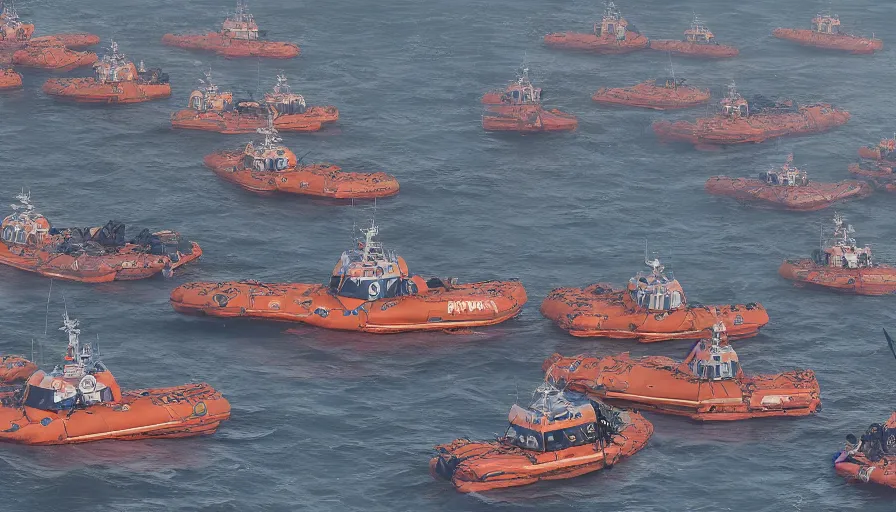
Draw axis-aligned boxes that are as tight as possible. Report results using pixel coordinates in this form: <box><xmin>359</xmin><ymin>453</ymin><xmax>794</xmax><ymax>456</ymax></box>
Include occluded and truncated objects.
<box><xmin>170</xmin><ymin>220</ymin><xmax>527</xmax><ymax>333</ymax></box>
<box><xmin>430</xmin><ymin>383</ymin><xmax>652</xmax><ymax>492</ymax></box>
<box><xmin>204</xmin><ymin>118</ymin><xmax>399</xmax><ymax>198</ymax></box>
<box><xmin>649</xmin><ymin>15</ymin><xmax>738</xmax><ymax>58</ymax></box>
<box><xmin>543</xmin><ymin>322</ymin><xmax>821</xmax><ymax>421</ymax></box>
<box><xmin>773</xmin><ymin>14</ymin><xmax>882</xmax><ymax>54</ymax></box>
<box><xmin>833</xmin><ymin>330</ymin><xmax>896</xmax><ymax>488</ymax></box>
<box><xmin>0</xmin><ymin>67</ymin><xmax>21</xmax><ymax>89</ymax></box>
<box><xmin>848</xmin><ymin>160</ymin><xmax>894</xmax><ymax>180</ymax></box>
<box><xmin>706</xmin><ymin>153</ymin><xmax>872</xmax><ymax>211</ymax></box>
<box><xmin>171</xmin><ymin>72</ymin><xmax>338</xmax><ymax>134</ymax></box>
<box><xmin>0</xmin><ymin>4</ymin><xmax>97</xmax><ymax>50</ymax></box>
<box><xmin>0</xmin><ymin>192</ymin><xmax>201</xmax><ymax>283</ymax></box>
<box><xmin>482</xmin><ymin>67</ymin><xmax>577</xmax><ymax>132</ymax></box>
<box><xmin>42</xmin><ymin>40</ymin><xmax>170</xmax><ymax>104</ymax></box>
<box><xmin>591</xmin><ymin>77</ymin><xmax>710</xmax><ymax>110</ymax></box>
<box><xmin>654</xmin><ymin>81</ymin><xmax>849</xmax><ymax>147</ymax></box>
<box><xmin>12</xmin><ymin>36</ymin><xmax>97</xmax><ymax>71</ymax></box>
<box><xmin>857</xmin><ymin>135</ymin><xmax>896</xmax><ymax>161</ymax></box>
<box><xmin>779</xmin><ymin>213</ymin><xmax>896</xmax><ymax>295</ymax></box>
<box><xmin>541</xmin><ymin>253</ymin><xmax>769</xmax><ymax>342</ymax></box>
<box><xmin>0</xmin><ymin>313</ymin><xmax>229</xmax><ymax>445</ymax></box>
<box><xmin>161</xmin><ymin>1</ymin><xmax>299</xmax><ymax>59</ymax></box>
<box><xmin>0</xmin><ymin>355</ymin><xmax>36</xmax><ymax>384</ymax></box>
<box><xmin>544</xmin><ymin>2</ymin><xmax>648</xmax><ymax>55</ymax></box>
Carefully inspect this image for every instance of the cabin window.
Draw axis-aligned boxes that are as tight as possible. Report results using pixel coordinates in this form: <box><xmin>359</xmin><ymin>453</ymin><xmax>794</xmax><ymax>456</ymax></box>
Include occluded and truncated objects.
<box><xmin>23</xmin><ymin>385</ymin><xmax>63</xmax><ymax>410</ymax></box>
<box><xmin>14</xmin><ymin>229</ymin><xmax>25</xmax><ymax>244</ymax></box>
<box><xmin>276</xmin><ymin>158</ymin><xmax>288</xmax><ymax>170</ymax></box>
<box><xmin>606</xmin><ymin>24</ymin><xmax>615</xmax><ymax>34</ymax></box>
<box><xmin>1</xmin><ymin>226</ymin><xmax>13</xmax><ymax>242</ymax></box>
<box><xmin>670</xmin><ymin>291</ymin><xmax>682</xmax><ymax>308</ymax></box>
<box><xmin>254</xmin><ymin>160</ymin><xmax>265</xmax><ymax>172</ymax></box>
<box><xmin>506</xmin><ymin>425</ymin><xmax>544</xmax><ymax>451</ymax></box>
<box><xmin>190</xmin><ymin>96</ymin><xmax>201</xmax><ymax>109</ymax></box>
<box><xmin>243</xmin><ymin>155</ymin><xmax>254</xmax><ymax>169</ymax></box>
<box><xmin>544</xmin><ymin>422</ymin><xmax>599</xmax><ymax>451</ymax></box>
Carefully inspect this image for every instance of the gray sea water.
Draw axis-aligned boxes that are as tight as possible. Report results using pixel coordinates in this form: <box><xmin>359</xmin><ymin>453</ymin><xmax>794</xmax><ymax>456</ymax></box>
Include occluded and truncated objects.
<box><xmin>1</xmin><ymin>0</ymin><xmax>895</xmax><ymax>510</ymax></box>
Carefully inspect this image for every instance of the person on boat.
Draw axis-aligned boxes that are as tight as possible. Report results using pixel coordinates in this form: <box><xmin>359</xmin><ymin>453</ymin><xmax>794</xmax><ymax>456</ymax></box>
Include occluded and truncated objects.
<box><xmin>836</xmin><ymin>423</ymin><xmax>896</xmax><ymax>463</ymax></box>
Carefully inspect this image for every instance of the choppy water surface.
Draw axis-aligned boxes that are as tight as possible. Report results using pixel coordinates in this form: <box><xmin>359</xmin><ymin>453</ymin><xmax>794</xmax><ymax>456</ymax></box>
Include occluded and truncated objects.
<box><xmin>1</xmin><ymin>0</ymin><xmax>896</xmax><ymax>510</ymax></box>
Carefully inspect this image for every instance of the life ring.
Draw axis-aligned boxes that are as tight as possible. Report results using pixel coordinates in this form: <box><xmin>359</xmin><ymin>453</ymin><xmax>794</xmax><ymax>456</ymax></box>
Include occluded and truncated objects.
<box><xmin>51</xmin><ymin>379</ymin><xmax>64</xmax><ymax>391</ymax></box>
<box><xmin>368</xmin><ymin>281</ymin><xmax>380</xmax><ymax>299</ymax></box>
<box><xmin>375</xmin><ymin>267</ymin><xmax>384</xmax><ymax>277</ymax></box>
<box><xmin>78</xmin><ymin>375</ymin><xmax>97</xmax><ymax>393</ymax></box>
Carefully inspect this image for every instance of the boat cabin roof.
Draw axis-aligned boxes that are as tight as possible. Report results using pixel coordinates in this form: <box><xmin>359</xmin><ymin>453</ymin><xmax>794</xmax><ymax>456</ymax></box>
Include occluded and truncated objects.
<box><xmin>507</xmin><ymin>384</ymin><xmax>597</xmax><ymax>434</ymax></box>
<box><xmin>684</xmin><ymin>17</ymin><xmax>714</xmax><ymax>41</ymax></box>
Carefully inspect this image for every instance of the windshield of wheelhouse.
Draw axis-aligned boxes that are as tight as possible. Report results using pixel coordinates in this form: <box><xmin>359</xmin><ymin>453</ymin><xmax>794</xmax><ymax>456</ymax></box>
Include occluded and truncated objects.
<box><xmin>332</xmin><ymin>275</ymin><xmax>402</xmax><ymax>300</ymax></box>
<box><xmin>505</xmin><ymin>423</ymin><xmax>544</xmax><ymax>451</ymax></box>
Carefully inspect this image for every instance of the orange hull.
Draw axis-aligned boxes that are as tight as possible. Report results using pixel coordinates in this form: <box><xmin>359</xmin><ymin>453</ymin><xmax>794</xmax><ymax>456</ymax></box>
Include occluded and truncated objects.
<box><xmin>481</xmin><ymin>92</ymin><xmax>504</xmax><ymax>104</ymax></box>
<box><xmin>773</xmin><ymin>28</ymin><xmax>882</xmax><ymax>54</ymax></box>
<box><xmin>12</xmin><ymin>37</ymin><xmax>97</xmax><ymax>71</ymax></box>
<box><xmin>848</xmin><ymin>161</ymin><xmax>893</xmax><ymax>179</ymax></box>
<box><xmin>779</xmin><ymin>260</ymin><xmax>896</xmax><ymax>295</ymax></box>
<box><xmin>540</xmin><ymin>284</ymin><xmax>768</xmax><ymax>342</ymax></box>
<box><xmin>482</xmin><ymin>105</ymin><xmax>577</xmax><ymax>132</ymax></box>
<box><xmin>835</xmin><ymin>413</ymin><xmax>896</xmax><ymax>488</ymax></box>
<box><xmin>648</xmin><ymin>39</ymin><xmax>738</xmax><ymax>58</ymax></box>
<box><xmin>857</xmin><ymin>145</ymin><xmax>894</xmax><ymax>162</ymax></box>
<box><xmin>0</xmin><ymin>382</ymin><xmax>229</xmax><ymax>445</ymax></box>
<box><xmin>544</xmin><ymin>31</ymin><xmax>649</xmax><ymax>54</ymax></box>
<box><xmin>430</xmin><ymin>411</ymin><xmax>652</xmax><ymax>492</ymax></box>
<box><xmin>653</xmin><ymin>104</ymin><xmax>849</xmax><ymax>146</ymax></box>
<box><xmin>161</xmin><ymin>33</ymin><xmax>299</xmax><ymax>59</ymax></box>
<box><xmin>0</xmin><ymin>355</ymin><xmax>37</xmax><ymax>384</ymax></box>
<box><xmin>591</xmin><ymin>82</ymin><xmax>710</xmax><ymax>110</ymax></box>
<box><xmin>543</xmin><ymin>353</ymin><xmax>820</xmax><ymax>421</ymax></box>
<box><xmin>203</xmin><ymin>150</ymin><xmax>400</xmax><ymax>199</ymax></box>
<box><xmin>50</xmin><ymin>33</ymin><xmax>100</xmax><ymax>50</ymax></box>
<box><xmin>0</xmin><ymin>239</ymin><xmax>201</xmax><ymax>283</ymax></box>
<box><xmin>0</xmin><ymin>68</ymin><xmax>21</xmax><ymax>90</ymax></box>
<box><xmin>705</xmin><ymin>177</ymin><xmax>872</xmax><ymax>211</ymax></box>
<box><xmin>171</xmin><ymin>107</ymin><xmax>338</xmax><ymax>134</ymax></box>
<box><xmin>43</xmin><ymin>78</ymin><xmax>171</xmax><ymax>104</ymax></box>
<box><xmin>171</xmin><ymin>279</ymin><xmax>527</xmax><ymax>333</ymax></box>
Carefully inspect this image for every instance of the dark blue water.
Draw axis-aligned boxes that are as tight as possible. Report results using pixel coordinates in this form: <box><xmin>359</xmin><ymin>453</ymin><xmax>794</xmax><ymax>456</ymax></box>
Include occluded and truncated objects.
<box><xmin>1</xmin><ymin>0</ymin><xmax>895</xmax><ymax>510</ymax></box>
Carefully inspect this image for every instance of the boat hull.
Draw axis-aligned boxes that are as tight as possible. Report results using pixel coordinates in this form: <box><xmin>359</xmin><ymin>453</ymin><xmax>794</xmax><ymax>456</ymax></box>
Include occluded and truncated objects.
<box><xmin>0</xmin><ymin>356</ymin><xmax>37</xmax><ymax>384</ymax></box>
<box><xmin>704</xmin><ymin>177</ymin><xmax>872</xmax><ymax>211</ymax></box>
<box><xmin>49</xmin><ymin>33</ymin><xmax>100</xmax><ymax>50</ymax></box>
<box><xmin>0</xmin><ymin>68</ymin><xmax>21</xmax><ymax>90</ymax></box>
<box><xmin>12</xmin><ymin>37</ymin><xmax>97</xmax><ymax>71</ymax></box>
<box><xmin>170</xmin><ymin>279</ymin><xmax>527</xmax><ymax>333</ymax></box>
<box><xmin>773</xmin><ymin>28</ymin><xmax>882</xmax><ymax>54</ymax></box>
<box><xmin>848</xmin><ymin>161</ymin><xmax>893</xmax><ymax>179</ymax></box>
<box><xmin>648</xmin><ymin>40</ymin><xmax>738</xmax><ymax>58</ymax></box>
<box><xmin>43</xmin><ymin>78</ymin><xmax>171</xmax><ymax>104</ymax></box>
<box><xmin>171</xmin><ymin>107</ymin><xmax>338</xmax><ymax>134</ymax></box>
<box><xmin>834</xmin><ymin>413</ymin><xmax>896</xmax><ymax>488</ymax></box>
<box><xmin>0</xmin><ymin>383</ymin><xmax>229</xmax><ymax>445</ymax></box>
<box><xmin>204</xmin><ymin>151</ymin><xmax>399</xmax><ymax>199</ymax></box>
<box><xmin>430</xmin><ymin>411</ymin><xmax>652</xmax><ymax>492</ymax></box>
<box><xmin>591</xmin><ymin>83</ymin><xmax>710</xmax><ymax>110</ymax></box>
<box><xmin>0</xmin><ymin>238</ymin><xmax>201</xmax><ymax>283</ymax></box>
<box><xmin>543</xmin><ymin>353</ymin><xmax>820</xmax><ymax>421</ymax></box>
<box><xmin>482</xmin><ymin>105</ymin><xmax>577</xmax><ymax>132</ymax></box>
<box><xmin>544</xmin><ymin>32</ymin><xmax>649</xmax><ymax>54</ymax></box>
<box><xmin>540</xmin><ymin>284</ymin><xmax>768</xmax><ymax>342</ymax></box>
<box><xmin>161</xmin><ymin>33</ymin><xmax>299</xmax><ymax>59</ymax></box>
<box><xmin>779</xmin><ymin>260</ymin><xmax>896</xmax><ymax>295</ymax></box>
<box><xmin>653</xmin><ymin>105</ymin><xmax>849</xmax><ymax>146</ymax></box>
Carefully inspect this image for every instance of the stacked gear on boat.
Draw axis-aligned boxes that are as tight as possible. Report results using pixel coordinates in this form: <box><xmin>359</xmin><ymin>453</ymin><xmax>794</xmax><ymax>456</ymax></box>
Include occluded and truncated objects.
<box><xmin>540</xmin><ymin>252</ymin><xmax>768</xmax><ymax>341</ymax></box>
<box><xmin>544</xmin><ymin>1</ymin><xmax>649</xmax><ymax>55</ymax></box>
<box><xmin>773</xmin><ymin>13</ymin><xmax>882</xmax><ymax>54</ymax></box>
<box><xmin>591</xmin><ymin>77</ymin><xmax>710</xmax><ymax>110</ymax></box>
<box><xmin>0</xmin><ymin>314</ymin><xmax>229</xmax><ymax>445</ymax></box>
<box><xmin>705</xmin><ymin>154</ymin><xmax>872</xmax><ymax>211</ymax></box>
<box><xmin>170</xmin><ymin>220</ymin><xmax>526</xmax><ymax>333</ymax></box>
<box><xmin>430</xmin><ymin>383</ymin><xmax>652</xmax><ymax>492</ymax></box>
<box><xmin>161</xmin><ymin>1</ymin><xmax>299</xmax><ymax>59</ymax></box>
<box><xmin>171</xmin><ymin>72</ymin><xmax>338</xmax><ymax>134</ymax></box>
<box><xmin>779</xmin><ymin>213</ymin><xmax>896</xmax><ymax>295</ymax></box>
<box><xmin>42</xmin><ymin>39</ymin><xmax>170</xmax><ymax>104</ymax></box>
<box><xmin>0</xmin><ymin>192</ymin><xmax>201</xmax><ymax>282</ymax></box>
<box><xmin>203</xmin><ymin>117</ymin><xmax>399</xmax><ymax>198</ymax></box>
<box><xmin>481</xmin><ymin>67</ymin><xmax>577</xmax><ymax>132</ymax></box>
<box><xmin>653</xmin><ymin>82</ymin><xmax>849</xmax><ymax>146</ymax></box>
<box><xmin>648</xmin><ymin>15</ymin><xmax>738</xmax><ymax>58</ymax></box>
<box><xmin>543</xmin><ymin>323</ymin><xmax>821</xmax><ymax>420</ymax></box>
